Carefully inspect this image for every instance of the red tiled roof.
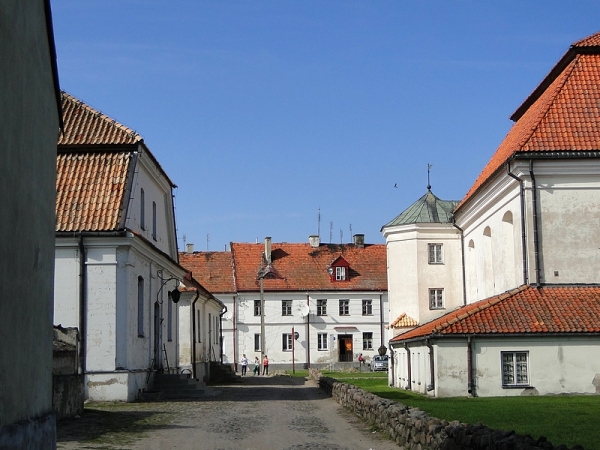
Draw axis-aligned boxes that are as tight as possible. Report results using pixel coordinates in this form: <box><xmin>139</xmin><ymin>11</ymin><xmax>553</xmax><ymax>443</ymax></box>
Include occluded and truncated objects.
<box><xmin>230</xmin><ymin>242</ymin><xmax>387</xmax><ymax>292</ymax></box>
<box><xmin>178</xmin><ymin>251</ymin><xmax>236</xmax><ymax>294</ymax></box>
<box><xmin>390</xmin><ymin>285</ymin><xmax>600</xmax><ymax>343</ymax></box>
<box><xmin>388</xmin><ymin>313</ymin><xmax>418</xmax><ymax>329</ymax></box>
<box><xmin>59</xmin><ymin>91</ymin><xmax>142</xmax><ymax>146</ymax></box>
<box><xmin>457</xmin><ymin>31</ymin><xmax>600</xmax><ymax>210</ymax></box>
<box><xmin>56</xmin><ymin>151</ymin><xmax>132</xmax><ymax>231</ymax></box>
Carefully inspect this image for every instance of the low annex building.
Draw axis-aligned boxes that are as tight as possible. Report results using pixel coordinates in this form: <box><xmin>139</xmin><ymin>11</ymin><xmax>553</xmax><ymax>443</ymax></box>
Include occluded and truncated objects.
<box><xmin>386</xmin><ymin>31</ymin><xmax>600</xmax><ymax>397</ymax></box>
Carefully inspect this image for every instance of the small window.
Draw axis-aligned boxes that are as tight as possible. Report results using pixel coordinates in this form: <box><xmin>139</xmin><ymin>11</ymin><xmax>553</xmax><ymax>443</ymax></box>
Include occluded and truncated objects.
<box><xmin>254</xmin><ymin>334</ymin><xmax>261</xmax><ymax>352</ymax></box>
<box><xmin>363</xmin><ymin>332</ymin><xmax>373</xmax><ymax>350</ymax></box>
<box><xmin>362</xmin><ymin>299</ymin><xmax>372</xmax><ymax>315</ymax></box>
<box><xmin>152</xmin><ymin>201</ymin><xmax>157</xmax><ymax>240</ymax></box>
<box><xmin>140</xmin><ymin>189</ymin><xmax>146</xmax><ymax>230</ymax></box>
<box><xmin>282</xmin><ymin>333</ymin><xmax>293</xmax><ymax>351</ymax></box>
<box><xmin>317</xmin><ymin>299</ymin><xmax>327</xmax><ymax>316</ymax></box>
<box><xmin>282</xmin><ymin>300</ymin><xmax>292</xmax><ymax>316</ymax></box>
<box><xmin>502</xmin><ymin>351</ymin><xmax>529</xmax><ymax>387</ymax></box>
<box><xmin>428</xmin><ymin>243</ymin><xmax>443</xmax><ymax>264</ymax></box>
<box><xmin>336</xmin><ymin>266</ymin><xmax>346</xmax><ymax>281</ymax></box>
<box><xmin>254</xmin><ymin>300</ymin><xmax>261</xmax><ymax>316</ymax></box>
<box><xmin>339</xmin><ymin>299</ymin><xmax>349</xmax><ymax>316</ymax></box>
<box><xmin>317</xmin><ymin>333</ymin><xmax>328</xmax><ymax>350</ymax></box>
<box><xmin>137</xmin><ymin>276</ymin><xmax>144</xmax><ymax>337</ymax></box>
<box><xmin>429</xmin><ymin>289</ymin><xmax>444</xmax><ymax>309</ymax></box>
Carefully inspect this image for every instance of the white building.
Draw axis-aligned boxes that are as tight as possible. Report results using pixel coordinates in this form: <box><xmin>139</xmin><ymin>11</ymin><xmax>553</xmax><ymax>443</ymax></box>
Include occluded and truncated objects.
<box><xmin>53</xmin><ymin>93</ymin><xmax>186</xmax><ymax>401</ymax></box>
<box><xmin>180</xmin><ymin>235</ymin><xmax>389</xmax><ymax>371</ymax></box>
<box><xmin>387</xmin><ymin>31</ymin><xmax>600</xmax><ymax>397</ymax></box>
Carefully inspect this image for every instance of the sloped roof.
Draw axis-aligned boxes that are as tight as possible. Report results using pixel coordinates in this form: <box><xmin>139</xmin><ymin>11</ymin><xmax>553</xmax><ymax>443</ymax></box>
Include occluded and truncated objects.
<box><xmin>59</xmin><ymin>91</ymin><xmax>142</xmax><ymax>146</ymax></box>
<box><xmin>382</xmin><ymin>190</ymin><xmax>458</xmax><ymax>228</ymax></box>
<box><xmin>458</xmin><ymin>31</ymin><xmax>600</xmax><ymax>210</ymax></box>
<box><xmin>390</xmin><ymin>285</ymin><xmax>600</xmax><ymax>343</ymax></box>
<box><xmin>56</xmin><ymin>151</ymin><xmax>132</xmax><ymax>231</ymax></box>
<box><xmin>178</xmin><ymin>251</ymin><xmax>236</xmax><ymax>294</ymax></box>
<box><xmin>388</xmin><ymin>313</ymin><xmax>419</xmax><ymax>329</ymax></box>
<box><xmin>230</xmin><ymin>242</ymin><xmax>387</xmax><ymax>292</ymax></box>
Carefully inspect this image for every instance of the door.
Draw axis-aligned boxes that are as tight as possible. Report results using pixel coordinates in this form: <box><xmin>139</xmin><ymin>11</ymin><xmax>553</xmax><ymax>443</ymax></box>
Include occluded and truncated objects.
<box><xmin>338</xmin><ymin>334</ymin><xmax>353</xmax><ymax>362</ymax></box>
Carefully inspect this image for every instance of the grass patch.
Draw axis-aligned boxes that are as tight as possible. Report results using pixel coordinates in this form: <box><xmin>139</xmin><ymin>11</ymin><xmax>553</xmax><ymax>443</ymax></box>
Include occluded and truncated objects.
<box><xmin>326</xmin><ymin>375</ymin><xmax>600</xmax><ymax>450</ymax></box>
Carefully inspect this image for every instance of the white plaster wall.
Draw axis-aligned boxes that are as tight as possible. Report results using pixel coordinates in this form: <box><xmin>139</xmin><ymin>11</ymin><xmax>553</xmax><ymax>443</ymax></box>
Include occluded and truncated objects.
<box><xmin>178</xmin><ymin>297</ymin><xmax>192</xmax><ymax>368</ymax></box>
<box><xmin>54</xmin><ymin>247</ymin><xmax>80</xmax><ymax>327</ymax></box>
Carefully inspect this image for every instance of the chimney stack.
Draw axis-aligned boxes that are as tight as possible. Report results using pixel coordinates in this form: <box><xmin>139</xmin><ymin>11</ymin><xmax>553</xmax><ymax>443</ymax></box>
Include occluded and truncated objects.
<box><xmin>353</xmin><ymin>234</ymin><xmax>365</xmax><ymax>248</ymax></box>
<box><xmin>186</xmin><ymin>243</ymin><xmax>194</xmax><ymax>254</ymax></box>
<box><xmin>264</xmin><ymin>237</ymin><xmax>272</xmax><ymax>264</ymax></box>
<box><xmin>309</xmin><ymin>235</ymin><xmax>320</xmax><ymax>248</ymax></box>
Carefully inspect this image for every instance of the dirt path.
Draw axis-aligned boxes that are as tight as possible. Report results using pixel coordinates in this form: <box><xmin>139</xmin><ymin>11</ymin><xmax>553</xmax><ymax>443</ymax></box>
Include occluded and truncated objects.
<box><xmin>57</xmin><ymin>375</ymin><xmax>397</xmax><ymax>450</ymax></box>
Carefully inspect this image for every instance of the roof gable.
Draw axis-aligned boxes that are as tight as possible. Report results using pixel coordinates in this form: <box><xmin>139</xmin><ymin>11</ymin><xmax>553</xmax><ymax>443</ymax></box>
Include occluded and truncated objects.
<box><xmin>458</xmin><ymin>31</ymin><xmax>600</xmax><ymax>210</ymax></box>
<box><xmin>391</xmin><ymin>285</ymin><xmax>600</xmax><ymax>343</ymax></box>
<box><xmin>230</xmin><ymin>242</ymin><xmax>387</xmax><ymax>292</ymax></box>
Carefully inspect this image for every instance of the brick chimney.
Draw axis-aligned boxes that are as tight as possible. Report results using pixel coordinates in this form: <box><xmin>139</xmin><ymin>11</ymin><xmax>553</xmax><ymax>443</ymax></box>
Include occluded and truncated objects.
<box><xmin>309</xmin><ymin>235</ymin><xmax>320</xmax><ymax>248</ymax></box>
<box><xmin>353</xmin><ymin>234</ymin><xmax>365</xmax><ymax>248</ymax></box>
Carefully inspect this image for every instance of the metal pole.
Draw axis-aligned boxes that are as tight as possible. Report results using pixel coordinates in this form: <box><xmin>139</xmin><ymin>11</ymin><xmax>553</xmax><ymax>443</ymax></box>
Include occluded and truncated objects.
<box><xmin>292</xmin><ymin>326</ymin><xmax>295</xmax><ymax>374</ymax></box>
<box><xmin>260</xmin><ymin>275</ymin><xmax>265</xmax><ymax>365</ymax></box>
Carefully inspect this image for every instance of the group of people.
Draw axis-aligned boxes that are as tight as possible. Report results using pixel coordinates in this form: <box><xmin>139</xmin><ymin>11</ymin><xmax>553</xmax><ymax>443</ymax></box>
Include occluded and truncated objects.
<box><xmin>240</xmin><ymin>354</ymin><xmax>269</xmax><ymax>376</ymax></box>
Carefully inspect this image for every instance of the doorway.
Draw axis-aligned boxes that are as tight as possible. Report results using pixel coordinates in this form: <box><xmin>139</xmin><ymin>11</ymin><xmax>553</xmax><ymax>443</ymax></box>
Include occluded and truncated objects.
<box><xmin>338</xmin><ymin>334</ymin><xmax>353</xmax><ymax>362</ymax></box>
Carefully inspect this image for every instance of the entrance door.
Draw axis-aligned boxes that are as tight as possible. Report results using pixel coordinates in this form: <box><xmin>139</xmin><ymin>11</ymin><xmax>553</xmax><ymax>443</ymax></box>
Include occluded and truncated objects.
<box><xmin>338</xmin><ymin>334</ymin><xmax>353</xmax><ymax>362</ymax></box>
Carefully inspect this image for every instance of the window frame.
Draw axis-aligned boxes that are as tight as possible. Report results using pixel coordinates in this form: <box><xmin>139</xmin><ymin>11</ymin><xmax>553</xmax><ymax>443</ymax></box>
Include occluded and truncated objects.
<box><xmin>317</xmin><ymin>299</ymin><xmax>327</xmax><ymax>316</ymax></box>
<box><xmin>254</xmin><ymin>334</ymin><xmax>261</xmax><ymax>352</ymax></box>
<box><xmin>501</xmin><ymin>351</ymin><xmax>530</xmax><ymax>387</ymax></box>
<box><xmin>362</xmin><ymin>299</ymin><xmax>373</xmax><ymax>316</ymax></box>
<box><xmin>317</xmin><ymin>333</ymin><xmax>328</xmax><ymax>351</ymax></box>
<box><xmin>254</xmin><ymin>300</ymin><xmax>261</xmax><ymax>316</ymax></box>
<box><xmin>339</xmin><ymin>299</ymin><xmax>350</xmax><ymax>316</ymax></box>
<box><xmin>282</xmin><ymin>333</ymin><xmax>293</xmax><ymax>351</ymax></box>
<box><xmin>281</xmin><ymin>300</ymin><xmax>292</xmax><ymax>316</ymax></box>
<box><xmin>428</xmin><ymin>243</ymin><xmax>443</xmax><ymax>264</ymax></box>
<box><xmin>429</xmin><ymin>288</ymin><xmax>444</xmax><ymax>310</ymax></box>
<box><xmin>362</xmin><ymin>332</ymin><xmax>373</xmax><ymax>350</ymax></box>
<box><xmin>336</xmin><ymin>266</ymin><xmax>346</xmax><ymax>281</ymax></box>
<box><xmin>152</xmin><ymin>201</ymin><xmax>157</xmax><ymax>240</ymax></box>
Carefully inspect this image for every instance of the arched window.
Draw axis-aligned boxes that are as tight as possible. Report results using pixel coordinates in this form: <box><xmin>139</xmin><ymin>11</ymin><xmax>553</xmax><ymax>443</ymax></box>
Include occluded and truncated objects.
<box><xmin>482</xmin><ymin>226</ymin><xmax>494</xmax><ymax>296</ymax></box>
<box><xmin>501</xmin><ymin>211</ymin><xmax>516</xmax><ymax>288</ymax></box>
<box><xmin>140</xmin><ymin>188</ymin><xmax>146</xmax><ymax>230</ymax></box>
<box><xmin>137</xmin><ymin>276</ymin><xmax>144</xmax><ymax>337</ymax></box>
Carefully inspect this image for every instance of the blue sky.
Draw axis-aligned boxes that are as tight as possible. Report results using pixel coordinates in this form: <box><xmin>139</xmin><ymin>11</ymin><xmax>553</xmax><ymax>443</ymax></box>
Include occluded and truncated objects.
<box><xmin>51</xmin><ymin>1</ymin><xmax>600</xmax><ymax>251</ymax></box>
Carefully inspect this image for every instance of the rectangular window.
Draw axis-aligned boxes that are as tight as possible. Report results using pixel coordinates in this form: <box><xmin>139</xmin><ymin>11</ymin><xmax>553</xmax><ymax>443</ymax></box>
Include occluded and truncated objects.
<box><xmin>339</xmin><ymin>299</ymin><xmax>349</xmax><ymax>316</ymax></box>
<box><xmin>282</xmin><ymin>333</ymin><xmax>293</xmax><ymax>351</ymax></box>
<box><xmin>140</xmin><ymin>188</ymin><xmax>145</xmax><ymax>230</ymax></box>
<box><xmin>254</xmin><ymin>334</ymin><xmax>261</xmax><ymax>352</ymax></box>
<box><xmin>428</xmin><ymin>243</ymin><xmax>443</xmax><ymax>264</ymax></box>
<box><xmin>167</xmin><ymin>293</ymin><xmax>173</xmax><ymax>342</ymax></box>
<box><xmin>317</xmin><ymin>299</ymin><xmax>327</xmax><ymax>316</ymax></box>
<box><xmin>317</xmin><ymin>333</ymin><xmax>328</xmax><ymax>350</ymax></box>
<box><xmin>363</xmin><ymin>332</ymin><xmax>373</xmax><ymax>350</ymax></box>
<box><xmin>502</xmin><ymin>351</ymin><xmax>529</xmax><ymax>386</ymax></box>
<box><xmin>362</xmin><ymin>299</ymin><xmax>372</xmax><ymax>315</ymax></box>
<box><xmin>254</xmin><ymin>300</ymin><xmax>261</xmax><ymax>316</ymax></box>
<box><xmin>429</xmin><ymin>288</ymin><xmax>444</xmax><ymax>309</ymax></box>
<box><xmin>282</xmin><ymin>300</ymin><xmax>292</xmax><ymax>316</ymax></box>
<box><xmin>152</xmin><ymin>201</ymin><xmax>157</xmax><ymax>240</ymax></box>
<box><xmin>137</xmin><ymin>276</ymin><xmax>144</xmax><ymax>337</ymax></box>
<box><xmin>336</xmin><ymin>266</ymin><xmax>346</xmax><ymax>281</ymax></box>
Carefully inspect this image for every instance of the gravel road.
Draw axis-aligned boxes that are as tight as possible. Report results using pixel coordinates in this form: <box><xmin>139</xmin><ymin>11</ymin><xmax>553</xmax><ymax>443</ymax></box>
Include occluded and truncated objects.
<box><xmin>57</xmin><ymin>374</ymin><xmax>398</xmax><ymax>450</ymax></box>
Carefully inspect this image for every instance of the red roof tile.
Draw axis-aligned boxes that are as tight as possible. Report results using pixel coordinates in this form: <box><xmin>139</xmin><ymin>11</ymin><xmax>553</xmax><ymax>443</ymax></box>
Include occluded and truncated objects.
<box><xmin>59</xmin><ymin>91</ymin><xmax>142</xmax><ymax>146</ymax></box>
<box><xmin>390</xmin><ymin>285</ymin><xmax>600</xmax><ymax>342</ymax></box>
<box><xmin>56</xmin><ymin>151</ymin><xmax>132</xmax><ymax>231</ymax></box>
<box><xmin>458</xmin><ymin>31</ymin><xmax>600</xmax><ymax>210</ymax></box>
<box><xmin>230</xmin><ymin>242</ymin><xmax>387</xmax><ymax>292</ymax></box>
<box><xmin>178</xmin><ymin>251</ymin><xmax>236</xmax><ymax>294</ymax></box>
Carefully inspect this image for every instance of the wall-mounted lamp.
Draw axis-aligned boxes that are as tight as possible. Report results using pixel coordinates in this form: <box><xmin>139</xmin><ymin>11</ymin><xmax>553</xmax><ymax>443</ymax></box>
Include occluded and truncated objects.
<box><xmin>327</xmin><ymin>267</ymin><xmax>333</xmax><ymax>276</ymax></box>
<box><xmin>156</xmin><ymin>269</ymin><xmax>181</xmax><ymax>305</ymax></box>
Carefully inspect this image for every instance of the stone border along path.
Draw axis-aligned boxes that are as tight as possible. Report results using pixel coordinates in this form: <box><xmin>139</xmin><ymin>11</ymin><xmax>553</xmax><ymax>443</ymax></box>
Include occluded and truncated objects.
<box><xmin>57</xmin><ymin>374</ymin><xmax>399</xmax><ymax>450</ymax></box>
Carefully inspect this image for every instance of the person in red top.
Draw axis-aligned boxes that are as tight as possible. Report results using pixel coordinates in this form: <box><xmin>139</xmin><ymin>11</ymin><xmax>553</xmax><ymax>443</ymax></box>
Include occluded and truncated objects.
<box><xmin>262</xmin><ymin>355</ymin><xmax>269</xmax><ymax>375</ymax></box>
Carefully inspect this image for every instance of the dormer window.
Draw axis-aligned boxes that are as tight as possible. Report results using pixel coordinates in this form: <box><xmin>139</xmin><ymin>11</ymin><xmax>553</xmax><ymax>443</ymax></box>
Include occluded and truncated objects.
<box><xmin>328</xmin><ymin>256</ymin><xmax>350</xmax><ymax>282</ymax></box>
<box><xmin>336</xmin><ymin>266</ymin><xmax>346</xmax><ymax>281</ymax></box>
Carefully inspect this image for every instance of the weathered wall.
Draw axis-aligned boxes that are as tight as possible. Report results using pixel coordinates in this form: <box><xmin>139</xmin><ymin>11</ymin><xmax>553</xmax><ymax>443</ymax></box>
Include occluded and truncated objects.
<box><xmin>0</xmin><ymin>1</ymin><xmax>60</xmax><ymax>447</ymax></box>
<box><xmin>310</xmin><ymin>370</ymin><xmax>585</xmax><ymax>450</ymax></box>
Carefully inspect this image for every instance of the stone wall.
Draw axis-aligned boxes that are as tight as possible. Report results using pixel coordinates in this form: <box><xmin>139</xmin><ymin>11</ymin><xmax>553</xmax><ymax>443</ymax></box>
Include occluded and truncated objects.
<box><xmin>309</xmin><ymin>369</ymin><xmax>584</xmax><ymax>450</ymax></box>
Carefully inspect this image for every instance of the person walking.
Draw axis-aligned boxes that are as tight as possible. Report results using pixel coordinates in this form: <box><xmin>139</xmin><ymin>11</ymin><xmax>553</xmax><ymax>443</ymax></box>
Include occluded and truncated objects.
<box><xmin>240</xmin><ymin>354</ymin><xmax>248</xmax><ymax>376</ymax></box>
<box><xmin>253</xmin><ymin>356</ymin><xmax>260</xmax><ymax>375</ymax></box>
<box><xmin>262</xmin><ymin>355</ymin><xmax>269</xmax><ymax>375</ymax></box>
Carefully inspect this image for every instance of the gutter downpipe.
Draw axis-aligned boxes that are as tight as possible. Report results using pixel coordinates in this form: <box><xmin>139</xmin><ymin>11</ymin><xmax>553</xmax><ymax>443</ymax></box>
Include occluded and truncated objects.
<box><xmin>506</xmin><ymin>162</ymin><xmax>529</xmax><ymax>285</ymax></box>
<box><xmin>389</xmin><ymin>341</ymin><xmax>394</xmax><ymax>386</ymax></box>
<box><xmin>219</xmin><ymin>305</ymin><xmax>228</xmax><ymax>365</ymax></box>
<box><xmin>452</xmin><ymin>222</ymin><xmax>467</xmax><ymax>305</ymax></box>
<box><xmin>78</xmin><ymin>234</ymin><xmax>87</xmax><ymax>377</ymax></box>
<box><xmin>306</xmin><ymin>294</ymin><xmax>310</xmax><ymax>369</ymax></box>
<box><xmin>467</xmin><ymin>336</ymin><xmax>475</xmax><ymax>396</ymax></box>
<box><xmin>426</xmin><ymin>339</ymin><xmax>435</xmax><ymax>393</ymax></box>
<box><xmin>529</xmin><ymin>160</ymin><xmax>541</xmax><ymax>285</ymax></box>
<box><xmin>191</xmin><ymin>290</ymin><xmax>200</xmax><ymax>380</ymax></box>
<box><xmin>233</xmin><ymin>296</ymin><xmax>237</xmax><ymax>373</ymax></box>
<box><xmin>404</xmin><ymin>343</ymin><xmax>411</xmax><ymax>390</ymax></box>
